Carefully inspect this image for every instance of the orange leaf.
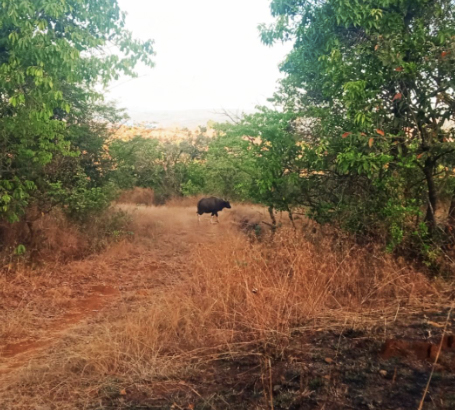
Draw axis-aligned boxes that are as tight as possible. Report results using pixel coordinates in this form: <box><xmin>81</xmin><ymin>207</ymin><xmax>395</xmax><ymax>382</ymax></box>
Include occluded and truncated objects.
<box><xmin>342</xmin><ymin>132</ymin><xmax>351</xmax><ymax>138</ymax></box>
<box><xmin>374</xmin><ymin>44</ymin><xmax>379</xmax><ymax>51</ymax></box>
<box><xmin>395</xmin><ymin>66</ymin><xmax>403</xmax><ymax>72</ymax></box>
<box><xmin>120</xmin><ymin>389</ymin><xmax>127</xmax><ymax>396</ymax></box>
<box><xmin>376</xmin><ymin>129</ymin><xmax>385</xmax><ymax>136</ymax></box>
<box><xmin>392</xmin><ymin>93</ymin><xmax>402</xmax><ymax>101</ymax></box>
<box><xmin>369</xmin><ymin>138</ymin><xmax>374</xmax><ymax>148</ymax></box>
<box><xmin>325</xmin><ymin>357</ymin><xmax>334</xmax><ymax>364</ymax></box>
<box><xmin>417</xmin><ymin>153</ymin><xmax>424</xmax><ymax>159</ymax></box>
<box><xmin>441</xmin><ymin>51</ymin><xmax>449</xmax><ymax>58</ymax></box>
<box><xmin>361</xmin><ymin>132</ymin><xmax>367</xmax><ymax>136</ymax></box>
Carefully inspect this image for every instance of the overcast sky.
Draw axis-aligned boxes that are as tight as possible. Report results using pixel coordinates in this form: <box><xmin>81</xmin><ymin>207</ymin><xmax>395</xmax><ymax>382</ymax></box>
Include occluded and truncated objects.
<box><xmin>107</xmin><ymin>0</ymin><xmax>291</xmax><ymax>112</ymax></box>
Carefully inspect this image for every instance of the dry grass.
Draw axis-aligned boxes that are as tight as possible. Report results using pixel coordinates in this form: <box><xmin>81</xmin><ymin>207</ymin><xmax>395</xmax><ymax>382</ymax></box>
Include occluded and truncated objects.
<box><xmin>0</xmin><ymin>213</ymin><xmax>89</xmax><ymax>272</ymax></box>
<box><xmin>0</xmin><ymin>207</ymin><xmax>133</xmax><ymax>268</ymax></box>
<box><xmin>0</xmin><ymin>203</ymin><xmax>452</xmax><ymax>409</ymax></box>
<box><xmin>164</xmin><ymin>194</ymin><xmax>205</xmax><ymax>208</ymax></box>
<box><xmin>116</xmin><ymin>187</ymin><xmax>155</xmax><ymax>206</ymax></box>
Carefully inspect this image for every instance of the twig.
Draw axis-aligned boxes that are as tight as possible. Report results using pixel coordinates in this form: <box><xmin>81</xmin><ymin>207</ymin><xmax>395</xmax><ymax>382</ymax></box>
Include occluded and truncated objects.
<box><xmin>393</xmin><ymin>304</ymin><xmax>400</xmax><ymax>322</ymax></box>
<box><xmin>268</xmin><ymin>358</ymin><xmax>274</xmax><ymax>410</ymax></box>
<box><xmin>417</xmin><ymin>304</ymin><xmax>453</xmax><ymax>410</ymax></box>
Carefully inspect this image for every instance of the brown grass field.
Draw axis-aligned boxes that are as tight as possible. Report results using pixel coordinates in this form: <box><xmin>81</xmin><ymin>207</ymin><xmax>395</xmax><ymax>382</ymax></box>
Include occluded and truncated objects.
<box><xmin>0</xmin><ymin>201</ymin><xmax>454</xmax><ymax>409</ymax></box>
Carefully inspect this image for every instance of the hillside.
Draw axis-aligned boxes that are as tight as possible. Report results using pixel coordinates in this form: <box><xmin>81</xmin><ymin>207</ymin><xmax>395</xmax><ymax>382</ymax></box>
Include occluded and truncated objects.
<box><xmin>126</xmin><ymin>109</ymin><xmax>254</xmax><ymax>129</ymax></box>
<box><xmin>112</xmin><ymin>124</ymin><xmax>216</xmax><ymax>143</ymax></box>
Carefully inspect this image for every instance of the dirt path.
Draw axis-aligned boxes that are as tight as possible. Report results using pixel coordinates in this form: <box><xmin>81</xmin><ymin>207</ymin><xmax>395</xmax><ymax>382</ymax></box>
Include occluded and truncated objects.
<box><xmin>0</xmin><ymin>206</ymin><xmax>225</xmax><ymax>377</ymax></box>
<box><xmin>0</xmin><ymin>285</ymin><xmax>120</xmax><ymax>375</ymax></box>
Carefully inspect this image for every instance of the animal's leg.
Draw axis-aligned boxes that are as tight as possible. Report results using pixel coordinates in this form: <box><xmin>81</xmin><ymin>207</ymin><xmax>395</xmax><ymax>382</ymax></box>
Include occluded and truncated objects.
<box><xmin>197</xmin><ymin>213</ymin><xmax>201</xmax><ymax>223</ymax></box>
<box><xmin>214</xmin><ymin>212</ymin><xmax>219</xmax><ymax>223</ymax></box>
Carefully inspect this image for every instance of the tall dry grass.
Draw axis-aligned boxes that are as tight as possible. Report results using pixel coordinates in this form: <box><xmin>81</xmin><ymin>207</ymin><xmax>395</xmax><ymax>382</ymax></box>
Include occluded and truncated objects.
<box><xmin>89</xmin><ymin>227</ymin><xmax>440</xmax><ymax>358</ymax></box>
<box><xmin>0</xmin><ymin>207</ymin><xmax>133</xmax><ymax>268</ymax></box>
<box><xmin>116</xmin><ymin>187</ymin><xmax>155</xmax><ymax>206</ymax></box>
<box><xmin>1</xmin><ymin>203</ymin><xmax>452</xmax><ymax>408</ymax></box>
<box><xmin>164</xmin><ymin>194</ymin><xmax>205</xmax><ymax>208</ymax></box>
<box><xmin>0</xmin><ymin>212</ymin><xmax>88</xmax><ymax>267</ymax></box>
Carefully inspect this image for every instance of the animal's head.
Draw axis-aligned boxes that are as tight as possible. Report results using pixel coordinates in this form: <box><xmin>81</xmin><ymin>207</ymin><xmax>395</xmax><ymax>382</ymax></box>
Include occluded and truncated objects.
<box><xmin>224</xmin><ymin>200</ymin><xmax>231</xmax><ymax>209</ymax></box>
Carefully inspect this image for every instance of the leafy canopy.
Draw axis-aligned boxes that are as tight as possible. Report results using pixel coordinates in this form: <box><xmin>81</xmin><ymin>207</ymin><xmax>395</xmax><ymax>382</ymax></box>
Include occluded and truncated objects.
<box><xmin>212</xmin><ymin>108</ymin><xmax>304</xmax><ymax>213</ymax></box>
<box><xmin>259</xmin><ymin>0</ymin><xmax>455</xmax><ymax>248</ymax></box>
<box><xmin>0</xmin><ymin>0</ymin><xmax>154</xmax><ymax>221</ymax></box>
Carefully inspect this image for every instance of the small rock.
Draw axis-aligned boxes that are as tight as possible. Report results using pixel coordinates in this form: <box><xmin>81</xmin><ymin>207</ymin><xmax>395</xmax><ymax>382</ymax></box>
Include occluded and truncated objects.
<box><xmin>379</xmin><ymin>370</ymin><xmax>387</xmax><ymax>377</ymax></box>
<box><xmin>325</xmin><ymin>357</ymin><xmax>334</xmax><ymax>364</ymax></box>
<box><xmin>273</xmin><ymin>385</ymin><xmax>281</xmax><ymax>392</ymax></box>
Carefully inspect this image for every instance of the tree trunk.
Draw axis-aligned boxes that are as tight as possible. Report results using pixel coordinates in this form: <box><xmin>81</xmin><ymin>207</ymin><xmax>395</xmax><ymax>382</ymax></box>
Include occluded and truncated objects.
<box><xmin>423</xmin><ymin>159</ymin><xmax>437</xmax><ymax>233</ymax></box>
<box><xmin>26</xmin><ymin>221</ymin><xmax>34</xmax><ymax>243</ymax></box>
<box><xmin>445</xmin><ymin>194</ymin><xmax>455</xmax><ymax>242</ymax></box>
<box><xmin>286</xmin><ymin>206</ymin><xmax>296</xmax><ymax>230</ymax></box>
<box><xmin>448</xmin><ymin>196</ymin><xmax>455</xmax><ymax>227</ymax></box>
<box><xmin>268</xmin><ymin>206</ymin><xmax>277</xmax><ymax>231</ymax></box>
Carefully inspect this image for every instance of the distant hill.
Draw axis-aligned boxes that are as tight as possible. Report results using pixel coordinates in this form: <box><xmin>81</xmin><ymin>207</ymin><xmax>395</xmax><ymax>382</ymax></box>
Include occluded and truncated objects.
<box><xmin>125</xmin><ymin>109</ymin><xmax>254</xmax><ymax>129</ymax></box>
<box><xmin>113</xmin><ymin>125</ymin><xmax>216</xmax><ymax>143</ymax></box>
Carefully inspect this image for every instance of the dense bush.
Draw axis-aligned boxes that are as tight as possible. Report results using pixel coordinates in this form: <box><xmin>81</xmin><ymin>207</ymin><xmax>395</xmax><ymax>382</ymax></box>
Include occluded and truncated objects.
<box><xmin>108</xmin><ymin>132</ymin><xmax>210</xmax><ymax>203</ymax></box>
<box><xmin>257</xmin><ymin>1</ymin><xmax>455</xmax><ymax>243</ymax></box>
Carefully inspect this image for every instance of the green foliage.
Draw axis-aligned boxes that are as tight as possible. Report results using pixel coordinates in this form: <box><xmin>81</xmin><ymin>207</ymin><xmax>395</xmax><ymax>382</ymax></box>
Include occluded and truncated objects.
<box><xmin>258</xmin><ymin>0</ymin><xmax>455</xmax><ymax>255</ymax></box>
<box><xmin>211</xmin><ymin>108</ymin><xmax>304</xmax><ymax>211</ymax></box>
<box><xmin>14</xmin><ymin>244</ymin><xmax>26</xmax><ymax>256</ymax></box>
<box><xmin>0</xmin><ymin>0</ymin><xmax>154</xmax><ymax>222</ymax></box>
<box><xmin>109</xmin><ymin>133</ymin><xmax>209</xmax><ymax>202</ymax></box>
<box><xmin>181</xmin><ymin>162</ymin><xmax>207</xmax><ymax>196</ymax></box>
<box><xmin>62</xmin><ymin>178</ymin><xmax>118</xmax><ymax>224</ymax></box>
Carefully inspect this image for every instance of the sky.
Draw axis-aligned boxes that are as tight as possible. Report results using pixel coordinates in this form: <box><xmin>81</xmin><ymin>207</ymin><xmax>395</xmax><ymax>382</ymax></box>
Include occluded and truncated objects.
<box><xmin>107</xmin><ymin>0</ymin><xmax>291</xmax><ymax>113</ymax></box>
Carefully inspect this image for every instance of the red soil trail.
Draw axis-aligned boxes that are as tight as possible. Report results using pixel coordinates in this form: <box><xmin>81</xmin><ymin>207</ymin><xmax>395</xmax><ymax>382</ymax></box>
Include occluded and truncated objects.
<box><xmin>0</xmin><ymin>205</ymin><xmax>235</xmax><ymax>378</ymax></box>
<box><xmin>0</xmin><ymin>285</ymin><xmax>120</xmax><ymax>374</ymax></box>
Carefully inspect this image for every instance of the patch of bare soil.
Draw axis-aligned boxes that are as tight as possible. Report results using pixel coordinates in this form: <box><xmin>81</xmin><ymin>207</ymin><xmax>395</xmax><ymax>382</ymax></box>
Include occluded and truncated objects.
<box><xmin>0</xmin><ymin>284</ymin><xmax>120</xmax><ymax>375</ymax></box>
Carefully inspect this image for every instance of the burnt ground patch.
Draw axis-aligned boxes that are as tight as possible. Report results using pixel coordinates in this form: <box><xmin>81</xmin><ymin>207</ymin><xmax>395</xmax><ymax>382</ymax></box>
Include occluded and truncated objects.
<box><xmin>98</xmin><ymin>309</ymin><xmax>455</xmax><ymax>410</ymax></box>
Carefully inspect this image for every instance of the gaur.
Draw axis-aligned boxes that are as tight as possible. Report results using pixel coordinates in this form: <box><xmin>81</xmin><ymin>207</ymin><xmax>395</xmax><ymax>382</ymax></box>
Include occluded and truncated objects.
<box><xmin>197</xmin><ymin>197</ymin><xmax>231</xmax><ymax>223</ymax></box>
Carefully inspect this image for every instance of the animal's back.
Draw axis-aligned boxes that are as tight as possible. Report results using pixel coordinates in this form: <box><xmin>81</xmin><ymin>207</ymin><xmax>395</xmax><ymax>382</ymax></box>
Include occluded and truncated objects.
<box><xmin>197</xmin><ymin>197</ymin><xmax>222</xmax><ymax>213</ymax></box>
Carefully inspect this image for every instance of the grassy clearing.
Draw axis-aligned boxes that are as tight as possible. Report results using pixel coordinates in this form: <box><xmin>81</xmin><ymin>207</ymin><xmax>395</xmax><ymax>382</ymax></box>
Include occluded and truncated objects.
<box><xmin>0</xmin><ymin>203</ymin><xmax>453</xmax><ymax>409</ymax></box>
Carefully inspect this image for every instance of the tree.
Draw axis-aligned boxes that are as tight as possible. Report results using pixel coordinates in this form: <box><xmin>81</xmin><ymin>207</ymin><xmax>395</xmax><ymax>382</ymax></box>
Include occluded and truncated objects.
<box><xmin>0</xmin><ymin>0</ymin><xmax>154</xmax><ymax>222</ymax></box>
<box><xmin>30</xmin><ymin>95</ymin><xmax>127</xmax><ymax>224</ymax></box>
<box><xmin>109</xmin><ymin>133</ymin><xmax>210</xmax><ymax>203</ymax></box>
<box><xmin>261</xmin><ymin>0</ymin><xmax>455</xmax><ymax>246</ymax></box>
<box><xmin>212</xmin><ymin>108</ymin><xmax>304</xmax><ymax>226</ymax></box>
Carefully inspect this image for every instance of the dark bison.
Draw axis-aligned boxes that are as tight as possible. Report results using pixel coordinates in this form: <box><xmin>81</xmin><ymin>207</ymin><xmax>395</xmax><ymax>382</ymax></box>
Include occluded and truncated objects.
<box><xmin>197</xmin><ymin>197</ymin><xmax>231</xmax><ymax>223</ymax></box>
